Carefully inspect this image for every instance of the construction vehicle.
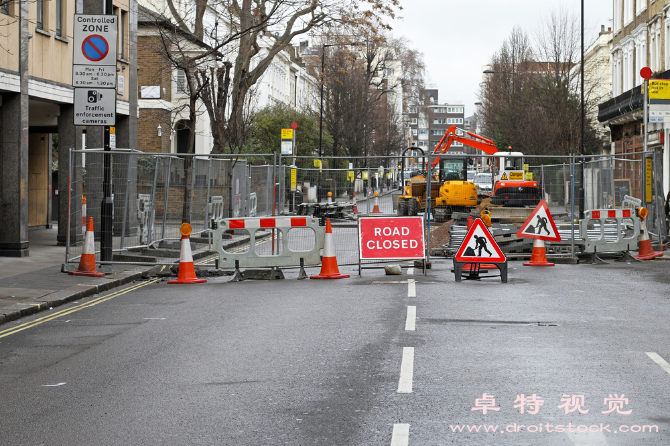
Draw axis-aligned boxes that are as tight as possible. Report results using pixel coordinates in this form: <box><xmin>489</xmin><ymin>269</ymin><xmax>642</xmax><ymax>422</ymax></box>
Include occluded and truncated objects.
<box><xmin>396</xmin><ymin>126</ymin><xmax>540</xmax><ymax>221</ymax></box>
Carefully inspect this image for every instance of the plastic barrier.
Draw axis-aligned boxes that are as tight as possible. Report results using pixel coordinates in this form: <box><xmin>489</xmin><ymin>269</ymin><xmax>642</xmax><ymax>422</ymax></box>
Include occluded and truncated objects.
<box><xmin>137</xmin><ymin>193</ymin><xmax>154</xmax><ymax>245</ymax></box>
<box><xmin>212</xmin><ymin>216</ymin><xmax>325</xmax><ymax>268</ymax></box>
<box><xmin>249</xmin><ymin>192</ymin><xmax>257</xmax><ymax>217</ymax></box>
<box><xmin>579</xmin><ymin>208</ymin><xmax>640</xmax><ymax>256</ymax></box>
<box><xmin>208</xmin><ymin>196</ymin><xmax>224</xmax><ymax>229</ymax></box>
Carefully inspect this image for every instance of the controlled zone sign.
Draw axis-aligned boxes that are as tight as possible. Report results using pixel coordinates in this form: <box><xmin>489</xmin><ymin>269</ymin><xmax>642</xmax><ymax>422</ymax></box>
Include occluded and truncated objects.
<box><xmin>515</xmin><ymin>200</ymin><xmax>561</xmax><ymax>242</ymax></box>
<box><xmin>358</xmin><ymin>216</ymin><xmax>424</xmax><ymax>260</ymax></box>
<box><xmin>73</xmin><ymin>15</ymin><xmax>118</xmax><ymax>66</ymax></box>
<box><xmin>455</xmin><ymin>218</ymin><xmax>506</xmax><ymax>263</ymax></box>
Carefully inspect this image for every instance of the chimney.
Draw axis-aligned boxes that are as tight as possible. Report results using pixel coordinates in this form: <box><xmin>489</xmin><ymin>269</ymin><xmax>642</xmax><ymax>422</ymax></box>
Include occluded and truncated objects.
<box><xmin>608</xmin><ymin>27</ymin><xmax>611</xmax><ymax>32</ymax></box>
<box><xmin>601</xmin><ymin>25</ymin><xmax>605</xmax><ymax>33</ymax></box>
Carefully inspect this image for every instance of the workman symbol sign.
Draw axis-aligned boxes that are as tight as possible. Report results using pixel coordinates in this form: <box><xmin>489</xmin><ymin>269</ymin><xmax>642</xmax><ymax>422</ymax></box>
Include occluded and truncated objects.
<box><xmin>455</xmin><ymin>219</ymin><xmax>506</xmax><ymax>263</ymax></box>
<box><xmin>516</xmin><ymin>200</ymin><xmax>561</xmax><ymax>242</ymax></box>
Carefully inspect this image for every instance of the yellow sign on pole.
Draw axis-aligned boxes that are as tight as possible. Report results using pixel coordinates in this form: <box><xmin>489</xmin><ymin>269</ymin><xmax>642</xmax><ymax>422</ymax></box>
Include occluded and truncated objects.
<box><xmin>314</xmin><ymin>159</ymin><xmax>321</xmax><ymax>168</ymax></box>
<box><xmin>362</xmin><ymin>171</ymin><xmax>368</xmax><ymax>180</ymax></box>
<box><xmin>281</xmin><ymin>128</ymin><xmax>293</xmax><ymax>139</ymax></box>
<box><xmin>646</xmin><ymin>158</ymin><xmax>653</xmax><ymax>202</ymax></box>
<box><xmin>649</xmin><ymin>80</ymin><xmax>670</xmax><ymax>99</ymax></box>
<box><xmin>347</xmin><ymin>171</ymin><xmax>355</xmax><ymax>181</ymax></box>
<box><xmin>291</xmin><ymin>168</ymin><xmax>297</xmax><ymax>191</ymax></box>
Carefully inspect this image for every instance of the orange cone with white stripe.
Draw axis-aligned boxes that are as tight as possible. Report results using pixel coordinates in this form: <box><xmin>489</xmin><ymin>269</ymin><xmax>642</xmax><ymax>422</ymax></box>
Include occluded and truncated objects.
<box><xmin>169</xmin><ymin>223</ymin><xmax>207</xmax><ymax>284</ymax></box>
<box><xmin>311</xmin><ymin>219</ymin><xmax>349</xmax><ymax>279</ymax></box>
<box><xmin>70</xmin><ymin>217</ymin><xmax>105</xmax><ymax>277</ymax></box>
<box><xmin>372</xmin><ymin>192</ymin><xmax>382</xmax><ymax>214</ymax></box>
<box><xmin>524</xmin><ymin>239</ymin><xmax>554</xmax><ymax>266</ymax></box>
<box><xmin>352</xmin><ymin>192</ymin><xmax>359</xmax><ymax>214</ymax></box>
<box><xmin>635</xmin><ymin>212</ymin><xmax>663</xmax><ymax>260</ymax></box>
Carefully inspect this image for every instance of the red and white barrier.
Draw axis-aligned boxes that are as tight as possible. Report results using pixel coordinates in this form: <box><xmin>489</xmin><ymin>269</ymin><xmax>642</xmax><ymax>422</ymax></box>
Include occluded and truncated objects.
<box><xmin>227</xmin><ymin>217</ymin><xmax>308</xmax><ymax>229</ymax></box>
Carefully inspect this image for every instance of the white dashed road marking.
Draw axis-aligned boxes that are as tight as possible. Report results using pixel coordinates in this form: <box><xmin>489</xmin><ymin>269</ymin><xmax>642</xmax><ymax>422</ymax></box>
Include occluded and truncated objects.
<box><xmin>407</xmin><ymin>279</ymin><xmax>416</xmax><ymax>297</ymax></box>
<box><xmin>565</xmin><ymin>430</ymin><xmax>608</xmax><ymax>445</ymax></box>
<box><xmin>390</xmin><ymin>423</ymin><xmax>410</xmax><ymax>446</ymax></box>
<box><xmin>405</xmin><ymin>306</ymin><xmax>416</xmax><ymax>331</ymax></box>
<box><xmin>408</xmin><ymin>268</ymin><xmax>414</xmax><ymax>275</ymax></box>
<box><xmin>646</xmin><ymin>352</ymin><xmax>670</xmax><ymax>375</ymax></box>
<box><xmin>397</xmin><ymin>347</ymin><xmax>414</xmax><ymax>393</ymax></box>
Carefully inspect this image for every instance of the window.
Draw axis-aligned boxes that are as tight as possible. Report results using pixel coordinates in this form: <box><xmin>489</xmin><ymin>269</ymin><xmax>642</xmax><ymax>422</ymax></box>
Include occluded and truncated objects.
<box><xmin>384</xmin><ymin>68</ymin><xmax>395</xmax><ymax>77</ymax></box>
<box><xmin>452</xmin><ymin>141</ymin><xmax>463</xmax><ymax>147</ymax></box>
<box><xmin>636</xmin><ymin>0</ymin><xmax>647</xmax><ymax>16</ymax></box>
<box><xmin>456</xmin><ymin>129</ymin><xmax>464</xmax><ymax>136</ymax></box>
<box><xmin>624</xmin><ymin>0</ymin><xmax>633</xmax><ymax>25</ymax></box>
<box><xmin>1</xmin><ymin>0</ymin><xmax>10</xmax><ymax>16</ymax></box>
<box><xmin>431</xmin><ymin>129</ymin><xmax>443</xmax><ymax>135</ymax></box>
<box><xmin>408</xmin><ymin>107</ymin><xmax>417</xmax><ymax>113</ymax></box>
<box><xmin>447</xmin><ymin>118</ymin><xmax>463</xmax><ymax>124</ymax></box>
<box><xmin>411</xmin><ymin>129</ymin><xmax>417</xmax><ymax>135</ymax></box>
<box><xmin>613</xmin><ymin>0</ymin><xmax>622</xmax><ymax>32</ymax></box>
<box><xmin>418</xmin><ymin>130</ymin><xmax>429</xmax><ymax>136</ymax></box>
<box><xmin>447</xmin><ymin>107</ymin><xmax>463</xmax><ymax>113</ymax></box>
<box><xmin>434</xmin><ymin>107</ymin><xmax>446</xmax><ymax>113</ymax></box>
<box><xmin>434</xmin><ymin>118</ymin><xmax>446</xmax><ymax>124</ymax></box>
<box><xmin>417</xmin><ymin>141</ymin><xmax>428</xmax><ymax>147</ymax></box>
<box><xmin>418</xmin><ymin>119</ymin><xmax>428</xmax><ymax>127</ymax></box>
<box><xmin>409</xmin><ymin>118</ymin><xmax>417</xmax><ymax>125</ymax></box>
<box><xmin>176</xmin><ymin>69</ymin><xmax>189</xmax><ymax>94</ymax></box>
<box><xmin>37</xmin><ymin>0</ymin><xmax>44</xmax><ymax>29</ymax></box>
<box><xmin>55</xmin><ymin>0</ymin><xmax>62</xmax><ymax>36</ymax></box>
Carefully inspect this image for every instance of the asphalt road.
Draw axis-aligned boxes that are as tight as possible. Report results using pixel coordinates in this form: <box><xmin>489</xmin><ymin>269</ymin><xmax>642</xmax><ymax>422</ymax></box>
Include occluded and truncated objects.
<box><xmin>0</xmin><ymin>259</ymin><xmax>669</xmax><ymax>445</ymax></box>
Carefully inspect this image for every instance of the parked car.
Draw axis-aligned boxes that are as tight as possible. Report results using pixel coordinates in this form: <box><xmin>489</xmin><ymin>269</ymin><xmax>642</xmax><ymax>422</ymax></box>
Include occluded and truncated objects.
<box><xmin>473</xmin><ymin>172</ymin><xmax>493</xmax><ymax>196</ymax></box>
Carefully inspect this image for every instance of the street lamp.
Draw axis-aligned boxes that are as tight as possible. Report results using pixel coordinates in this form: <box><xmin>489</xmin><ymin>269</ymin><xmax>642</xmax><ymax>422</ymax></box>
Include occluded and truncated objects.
<box><xmin>318</xmin><ymin>41</ymin><xmax>362</xmax><ymax>159</ymax></box>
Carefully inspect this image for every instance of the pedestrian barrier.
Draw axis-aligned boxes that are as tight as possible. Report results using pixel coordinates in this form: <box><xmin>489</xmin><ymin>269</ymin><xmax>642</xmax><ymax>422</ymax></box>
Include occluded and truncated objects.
<box><xmin>311</xmin><ymin>218</ymin><xmax>349</xmax><ymax>279</ymax></box>
<box><xmin>212</xmin><ymin>216</ymin><xmax>325</xmax><ymax>269</ymax></box>
<box><xmin>208</xmin><ymin>196</ymin><xmax>224</xmax><ymax>229</ymax></box>
<box><xmin>137</xmin><ymin>194</ymin><xmax>154</xmax><ymax>245</ymax></box>
<box><xmin>169</xmin><ymin>223</ymin><xmax>207</xmax><ymax>284</ymax></box>
<box><xmin>249</xmin><ymin>192</ymin><xmax>257</xmax><ymax>217</ymax></box>
<box><xmin>70</xmin><ymin>217</ymin><xmax>105</xmax><ymax>277</ymax></box>
<box><xmin>578</xmin><ymin>207</ymin><xmax>640</xmax><ymax>262</ymax></box>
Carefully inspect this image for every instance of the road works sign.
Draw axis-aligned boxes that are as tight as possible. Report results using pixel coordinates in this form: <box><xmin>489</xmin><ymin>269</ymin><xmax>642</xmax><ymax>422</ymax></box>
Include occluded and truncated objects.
<box><xmin>455</xmin><ymin>218</ymin><xmax>506</xmax><ymax>263</ymax></box>
<box><xmin>73</xmin><ymin>15</ymin><xmax>118</xmax><ymax>66</ymax></box>
<box><xmin>358</xmin><ymin>216</ymin><xmax>425</xmax><ymax>260</ymax></box>
<box><xmin>516</xmin><ymin>200</ymin><xmax>561</xmax><ymax>242</ymax></box>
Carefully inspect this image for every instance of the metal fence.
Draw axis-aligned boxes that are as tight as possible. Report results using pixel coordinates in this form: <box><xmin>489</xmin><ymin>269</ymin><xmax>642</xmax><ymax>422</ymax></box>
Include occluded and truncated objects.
<box><xmin>66</xmin><ymin>150</ymin><xmax>667</xmax><ymax>268</ymax></box>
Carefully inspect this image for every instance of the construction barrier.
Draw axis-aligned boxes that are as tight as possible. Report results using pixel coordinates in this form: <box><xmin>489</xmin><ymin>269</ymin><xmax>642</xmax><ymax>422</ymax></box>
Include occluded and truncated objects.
<box><xmin>137</xmin><ymin>194</ymin><xmax>154</xmax><ymax>245</ymax></box>
<box><xmin>208</xmin><ymin>196</ymin><xmax>224</xmax><ymax>229</ymax></box>
<box><xmin>579</xmin><ymin>208</ymin><xmax>640</xmax><ymax>256</ymax></box>
<box><xmin>212</xmin><ymin>216</ymin><xmax>325</xmax><ymax>268</ymax></box>
<box><xmin>249</xmin><ymin>193</ymin><xmax>258</xmax><ymax>217</ymax></box>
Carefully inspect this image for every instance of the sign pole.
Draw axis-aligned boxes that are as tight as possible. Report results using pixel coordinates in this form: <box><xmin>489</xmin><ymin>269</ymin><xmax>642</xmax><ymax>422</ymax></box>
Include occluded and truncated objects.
<box><xmin>100</xmin><ymin>0</ymin><xmax>115</xmax><ymax>261</ymax></box>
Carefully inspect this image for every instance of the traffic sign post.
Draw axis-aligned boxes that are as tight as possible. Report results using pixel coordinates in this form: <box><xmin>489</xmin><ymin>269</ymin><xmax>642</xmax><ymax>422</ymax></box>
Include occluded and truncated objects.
<box><xmin>453</xmin><ymin>218</ymin><xmax>507</xmax><ymax>282</ymax></box>
<box><xmin>72</xmin><ymin>14</ymin><xmax>118</xmax><ymax>261</ymax></box>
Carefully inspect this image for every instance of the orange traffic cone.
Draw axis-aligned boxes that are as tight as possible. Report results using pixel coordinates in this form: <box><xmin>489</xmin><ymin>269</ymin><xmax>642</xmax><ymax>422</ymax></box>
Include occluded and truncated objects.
<box><xmin>311</xmin><ymin>219</ymin><xmax>349</xmax><ymax>279</ymax></box>
<box><xmin>168</xmin><ymin>223</ymin><xmax>207</xmax><ymax>284</ymax></box>
<box><xmin>635</xmin><ymin>216</ymin><xmax>663</xmax><ymax>260</ymax></box>
<box><xmin>371</xmin><ymin>192</ymin><xmax>382</xmax><ymax>214</ymax></box>
<box><xmin>70</xmin><ymin>217</ymin><xmax>105</xmax><ymax>277</ymax></box>
<box><xmin>467</xmin><ymin>215</ymin><xmax>473</xmax><ymax>229</ymax></box>
<box><xmin>524</xmin><ymin>239</ymin><xmax>554</xmax><ymax>266</ymax></box>
<box><xmin>352</xmin><ymin>192</ymin><xmax>359</xmax><ymax>214</ymax></box>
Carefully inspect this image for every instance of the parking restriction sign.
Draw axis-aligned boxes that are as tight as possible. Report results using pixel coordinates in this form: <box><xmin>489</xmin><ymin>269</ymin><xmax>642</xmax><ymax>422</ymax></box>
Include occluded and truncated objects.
<box><xmin>73</xmin><ymin>15</ymin><xmax>118</xmax><ymax>66</ymax></box>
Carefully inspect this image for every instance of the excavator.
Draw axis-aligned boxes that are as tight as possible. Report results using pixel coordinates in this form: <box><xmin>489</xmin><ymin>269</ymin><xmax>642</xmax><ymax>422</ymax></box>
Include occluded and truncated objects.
<box><xmin>396</xmin><ymin>125</ymin><xmax>540</xmax><ymax>221</ymax></box>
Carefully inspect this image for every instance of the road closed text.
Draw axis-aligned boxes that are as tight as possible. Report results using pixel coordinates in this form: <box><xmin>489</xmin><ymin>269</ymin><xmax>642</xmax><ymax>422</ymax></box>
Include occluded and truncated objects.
<box><xmin>359</xmin><ymin>217</ymin><xmax>425</xmax><ymax>260</ymax></box>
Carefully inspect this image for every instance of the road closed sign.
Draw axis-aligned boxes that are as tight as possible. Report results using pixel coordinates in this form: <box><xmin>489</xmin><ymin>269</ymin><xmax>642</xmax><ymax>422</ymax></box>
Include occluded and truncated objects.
<box><xmin>358</xmin><ymin>216</ymin><xmax>425</xmax><ymax>260</ymax></box>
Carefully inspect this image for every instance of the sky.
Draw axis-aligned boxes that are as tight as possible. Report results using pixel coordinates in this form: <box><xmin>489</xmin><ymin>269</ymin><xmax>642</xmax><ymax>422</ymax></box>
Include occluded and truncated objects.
<box><xmin>389</xmin><ymin>0</ymin><xmax>613</xmax><ymax>118</ymax></box>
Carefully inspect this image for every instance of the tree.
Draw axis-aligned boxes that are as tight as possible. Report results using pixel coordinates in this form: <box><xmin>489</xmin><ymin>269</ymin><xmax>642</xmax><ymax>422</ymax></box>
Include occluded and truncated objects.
<box><xmin>249</xmin><ymin>103</ymin><xmax>330</xmax><ymax>168</ymax></box>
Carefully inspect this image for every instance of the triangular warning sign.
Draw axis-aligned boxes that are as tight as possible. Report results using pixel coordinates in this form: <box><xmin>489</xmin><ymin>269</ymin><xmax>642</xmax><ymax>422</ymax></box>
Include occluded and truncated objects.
<box><xmin>516</xmin><ymin>200</ymin><xmax>561</xmax><ymax>242</ymax></box>
<box><xmin>501</xmin><ymin>173</ymin><xmax>508</xmax><ymax>180</ymax></box>
<box><xmin>455</xmin><ymin>218</ymin><xmax>506</xmax><ymax>263</ymax></box>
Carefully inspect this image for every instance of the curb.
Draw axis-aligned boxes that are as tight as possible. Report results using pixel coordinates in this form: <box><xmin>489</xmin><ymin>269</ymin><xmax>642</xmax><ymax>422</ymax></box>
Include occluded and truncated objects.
<box><xmin>0</xmin><ymin>267</ymin><xmax>152</xmax><ymax>327</ymax></box>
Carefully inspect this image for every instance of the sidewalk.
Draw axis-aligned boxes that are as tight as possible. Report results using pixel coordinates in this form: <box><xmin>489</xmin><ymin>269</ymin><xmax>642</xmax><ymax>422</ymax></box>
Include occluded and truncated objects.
<box><xmin>0</xmin><ymin>226</ymin><xmax>155</xmax><ymax>326</ymax></box>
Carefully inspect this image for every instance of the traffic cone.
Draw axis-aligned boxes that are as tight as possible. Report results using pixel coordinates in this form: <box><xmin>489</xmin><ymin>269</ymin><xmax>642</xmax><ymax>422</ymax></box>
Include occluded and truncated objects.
<box><xmin>168</xmin><ymin>223</ymin><xmax>207</xmax><ymax>284</ymax></box>
<box><xmin>372</xmin><ymin>192</ymin><xmax>382</xmax><ymax>214</ymax></box>
<box><xmin>327</xmin><ymin>191</ymin><xmax>333</xmax><ymax>204</ymax></box>
<box><xmin>635</xmin><ymin>216</ymin><xmax>663</xmax><ymax>260</ymax></box>
<box><xmin>311</xmin><ymin>219</ymin><xmax>349</xmax><ymax>279</ymax></box>
<box><xmin>70</xmin><ymin>217</ymin><xmax>105</xmax><ymax>277</ymax></box>
<box><xmin>524</xmin><ymin>239</ymin><xmax>554</xmax><ymax>266</ymax></box>
<box><xmin>352</xmin><ymin>192</ymin><xmax>359</xmax><ymax>214</ymax></box>
<box><xmin>467</xmin><ymin>216</ymin><xmax>473</xmax><ymax>229</ymax></box>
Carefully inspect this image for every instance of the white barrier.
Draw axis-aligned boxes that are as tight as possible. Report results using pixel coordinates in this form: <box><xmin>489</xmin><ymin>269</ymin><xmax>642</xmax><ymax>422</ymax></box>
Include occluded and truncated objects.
<box><xmin>208</xmin><ymin>196</ymin><xmax>224</xmax><ymax>229</ymax></box>
<box><xmin>249</xmin><ymin>192</ymin><xmax>257</xmax><ymax>217</ymax></box>
<box><xmin>137</xmin><ymin>194</ymin><xmax>154</xmax><ymax>245</ymax></box>
<box><xmin>212</xmin><ymin>216</ymin><xmax>325</xmax><ymax>268</ymax></box>
<box><xmin>579</xmin><ymin>207</ymin><xmax>640</xmax><ymax>254</ymax></box>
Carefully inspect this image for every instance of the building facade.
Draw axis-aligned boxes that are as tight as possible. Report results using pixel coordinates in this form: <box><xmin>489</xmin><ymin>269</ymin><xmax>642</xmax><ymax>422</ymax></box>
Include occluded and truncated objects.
<box><xmin>0</xmin><ymin>0</ymin><xmax>137</xmax><ymax>256</ymax></box>
<box><xmin>407</xmin><ymin>89</ymin><xmax>465</xmax><ymax>154</ymax></box>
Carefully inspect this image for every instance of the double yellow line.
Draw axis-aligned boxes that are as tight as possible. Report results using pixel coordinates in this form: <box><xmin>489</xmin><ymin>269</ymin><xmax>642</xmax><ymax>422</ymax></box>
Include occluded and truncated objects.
<box><xmin>0</xmin><ymin>278</ymin><xmax>160</xmax><ymax>339</ymax></box>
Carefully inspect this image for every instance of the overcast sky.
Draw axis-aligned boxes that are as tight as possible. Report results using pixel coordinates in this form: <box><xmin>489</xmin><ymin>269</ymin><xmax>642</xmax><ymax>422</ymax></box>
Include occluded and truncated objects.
<box><xmin>389</xmin><ymin>0</ymin><xmax>613</xmax><ymax>117</ymax></box>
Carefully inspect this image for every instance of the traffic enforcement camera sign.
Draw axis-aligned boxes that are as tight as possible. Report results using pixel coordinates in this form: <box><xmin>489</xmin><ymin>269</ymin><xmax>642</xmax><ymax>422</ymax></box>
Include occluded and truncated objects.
<box><xmin>455</xmin><ymin>218</ymin><xmax>506</xmax><ymax>263</ymax></box>
<box><xmin>516</xmin><ymin>200</ymin><xmax>561</xmax><ymax>242</ymax></box>
<box><xmin>73</xmin><ymin>15</ymin><xmax>118</xmax><ymax>66</ymax></box>
<box><xmin>358</xmin><ymin>216</ymin><xmax>425</xmax><ymax>260</ymax></box>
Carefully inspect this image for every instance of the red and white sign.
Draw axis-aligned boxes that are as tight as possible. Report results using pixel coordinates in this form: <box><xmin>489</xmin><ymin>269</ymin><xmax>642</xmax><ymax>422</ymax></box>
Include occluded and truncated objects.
<box><xmin>358</xmin><ymin>216</ymin><xmax>425</xmax><ymax>260</ymax></box>
<box><xmin>516</xmin><ymin>200</ymin><xmax>561</xmax><ymax>242</ymax></box>
<box><xmin>455</xmin><ymin>218</ymin><xmax>506</xmax><ymax>263</ymax></box>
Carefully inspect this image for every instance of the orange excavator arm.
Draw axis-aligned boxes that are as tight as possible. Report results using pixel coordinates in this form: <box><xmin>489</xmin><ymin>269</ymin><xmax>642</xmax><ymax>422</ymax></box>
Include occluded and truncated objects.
<box><xmin>428</xmin><ymin>125</ymin><xmax>498</xmax><ymax>167</ymax></box>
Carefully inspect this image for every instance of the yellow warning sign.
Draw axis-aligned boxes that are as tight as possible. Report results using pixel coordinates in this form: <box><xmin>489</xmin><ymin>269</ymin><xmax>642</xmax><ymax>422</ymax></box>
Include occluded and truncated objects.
<box><xmin>525</xmin><ymin>172</ymin><xmax>533</xmax><ymax>181</ymax></box>
<box><xmin>290</xmin><ymin>168</ymin><xmax>297</xmax><ymax>191</ymax></box>
<box><xmin>347</xmin><ymin>171</ymin><xmax>355</xmax><ymax>181</ymax></box>
<box><xmin>501</xmin><ymin>173</ymin><xmax>508</xmax><ymax>180</ymax></box>
<box><xmin>509</xmin><ymin>171</ymin><xmax>524</xmax><ymax>181</ymax></box>
<box><xmin>362</xmin><ymin>171</ymin><xmax>369</xmax><ymax>180</ymax></box>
